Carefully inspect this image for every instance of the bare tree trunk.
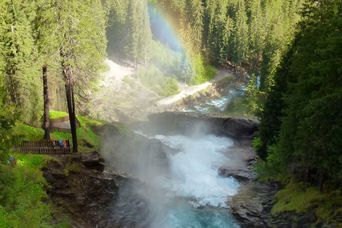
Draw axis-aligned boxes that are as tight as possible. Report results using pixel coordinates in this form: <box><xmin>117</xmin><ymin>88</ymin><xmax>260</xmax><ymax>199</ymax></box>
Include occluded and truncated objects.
<box><xmin>7</xmin><ymin>68</ymin><xmax>18</xmax><ymax>104</ymax></box>
<box><xmin>42</xmin><ymin>65</ymin><xmax>50</xmax><ymax>140</ymax></box>
<box><xmin>63</xmin><ymin>66</ymin><xmax>78</xmax><ymax>153</ymax></box>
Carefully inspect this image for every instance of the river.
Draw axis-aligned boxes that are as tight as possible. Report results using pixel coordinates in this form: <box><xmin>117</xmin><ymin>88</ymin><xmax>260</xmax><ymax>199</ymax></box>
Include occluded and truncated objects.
<box><xmin>102</xmin><ymin>95</ymin><xmax>250</xmax><ymax>228</ymax></box>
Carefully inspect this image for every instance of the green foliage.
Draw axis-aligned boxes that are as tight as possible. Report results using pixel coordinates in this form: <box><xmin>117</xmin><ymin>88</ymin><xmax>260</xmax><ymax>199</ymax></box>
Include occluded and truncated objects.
<box><xmin>149</xmin><ymin>41</ymin><xmax>184</xmax><ymax>79</ymax></box>
<box><xmin>107</xmin><ymin>0</ymin><xmax>303</xmax><ymax>86</ymax></box>
<box><xmin>259</xmin><ymin>0</ymin><xmax>342</xmax><ymax>190</ymax></box>
<box><xmin>49</xmin><ymin>111</ymin><xmax>68</xmax><ymax>120</ymax></box>
<box><xmin>224</xmin><ymin>96</ymin><xmax>253</xmax><ymax>118</ymax></box>
<box><xmin>0</xmin><ymin>105</ymin><xmax>17</xmax><ymax>162</ymax></box>
<box><xmin>0</xmin><ymin>0</ymin><xmax>42</xmax><ymax>124</ymax></box>
<box><xmin>190</xmin><ymin>55</ymin><xmax>217</xmax><ymax>85</ymax></box>
<box><xmin>245</xmin><ymin>74</ymin><xmax>265</xmax><ymax>115</ymax></box>
<box><xmin>107</xmin><ymin>0</ymin><xmax>151</xmax><ymax>65</ymax></box>
<box><xmin>272</xmin><ymin>182</ymin><xmax>342</xmax><ymax>225</ymax></box>
<box><xmin>136</xmin><ymin>66</ymin><xmax>180</xmax><ymax>96</ymax></box>
<box><xmin>272</xmin><ymin>182</ymin><xmax>326</xmax><ymax>214</ymax></box>
<box><xmin>255</xmin><ymin>144</ymin><xmax>289</xmax><ymax>183</ymax></box>
<box><xmin>13</xmin><ymin>123</ymin><xmax>44</xmax><ymax>142</ymax></box>
<box><xmin>156</xmin><ymin>0</ymin><xmax>304</xmax><ymax>90</ymax></box>
<box><xmin>0</xmin><ymin>154</ymin><xmax>52</xmax><ymax>227</ymax></box>
<box><xmin>0</xmin><ymin>0</ymin><xmax>107</xmax><ymax>124</ymax></box>
<box><xmin>12</xmin><ymin>111</ymin><xmax>105</xmax><ymax>152</ymax></box>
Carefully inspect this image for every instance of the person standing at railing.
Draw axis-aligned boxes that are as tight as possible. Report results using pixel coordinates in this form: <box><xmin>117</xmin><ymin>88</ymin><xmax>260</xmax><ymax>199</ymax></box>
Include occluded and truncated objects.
<box><xmin>58</xmin><ymin>140</ymin><xmax>64</xmax><ymax>148</ymax></box>
<box><xmin>8</xmin><ymin>156</ymin><xmax>16</xmax><ymax>167</ymax></box>
<box><xmin>63</xmin><ymin>140</ymin><xmax>67</xmax><ymax>149</ymax></box>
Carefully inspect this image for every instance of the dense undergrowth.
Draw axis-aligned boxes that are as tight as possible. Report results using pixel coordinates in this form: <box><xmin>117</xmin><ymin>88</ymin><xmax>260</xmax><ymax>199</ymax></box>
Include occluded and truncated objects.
<box><xmin>255</xmin><ymin>153</ymin><xmax>342</xmax><ymax>225</ymax></box>
<box><xmin>0</xmin><ymin>110</ymin><xmax>106</xmax><ymax>227</ymax></box>
<box><xmin>0</xmin><ymin>154</ymin><xmax>70</xmax><ymax>228</ymax></box>
<box><xmin>272</xmin><ymin>182</ymin><xmax>342</xmax><ymax>225</ymax></box>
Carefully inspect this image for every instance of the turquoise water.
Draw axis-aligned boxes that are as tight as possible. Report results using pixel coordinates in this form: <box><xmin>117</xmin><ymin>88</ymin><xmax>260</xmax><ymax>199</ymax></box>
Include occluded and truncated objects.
<box><xmin>110</xmin><ymin>132</ymin><xmax>242</xmax><ymax>227</ymax></box>
<box><xmin>151</xmin><ymin>200</ymin><xmax>240</xmax><ymax>228</ymax></box>
<box><xmin>149</xmin><ymin>134</ymin><xmax>241</xmax><ymax>228</ymax></box>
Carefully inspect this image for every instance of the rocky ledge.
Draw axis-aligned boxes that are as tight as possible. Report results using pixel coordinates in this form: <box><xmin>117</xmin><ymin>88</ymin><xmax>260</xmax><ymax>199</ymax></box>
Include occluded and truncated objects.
<box><xmin>229</xmin><ymin>181</ymin><xmax>279</xmax><ymax>227</ymax></box>
<box><xmin>43</xmin><ymin>152</ymin><xmax>120</xmax><ymax>228</ymax></box>
<box><xmin>134</xmin><ymin>112</ymin><xmax>258</xmax><ymax>139</ymax></box>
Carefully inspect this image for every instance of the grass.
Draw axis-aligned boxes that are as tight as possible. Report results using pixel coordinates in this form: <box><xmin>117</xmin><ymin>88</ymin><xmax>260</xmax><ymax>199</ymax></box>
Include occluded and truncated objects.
<box><xmin>12</xmin><ymin>123</ymin><xmax>44</xmax><ymax>141</ymax></box>
<box><xmin>0</xmin><ymin>153</ymin><xmax>70</xmax><ymax>228</ymax></box>
<box><xmin>272</xmin><ymin>182</ymin><xmax>342</xmax><ymax>225</ymax></box>
<box><xmin>49</xmin><ymin>111</ymin><xmax>69</xmax><ymax>120</ymax></box>
<box><xmin>12</xmin><ymin>111</ymin><xmax>107</xmax><ymax>152</ymax></box>
<box><xmin>191</xmin><ymin>64</ymin><xmax>217</xmax><ymax>85</ymax></box>
<box><xmin>272</xmin><ymin>182</ymin><xmax>325</xmax><ymax>214</ymax></box>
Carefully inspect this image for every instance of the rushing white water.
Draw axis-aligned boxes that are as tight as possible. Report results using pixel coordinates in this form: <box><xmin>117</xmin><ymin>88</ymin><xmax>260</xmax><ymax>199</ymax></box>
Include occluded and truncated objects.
<box><xmin>100</xmin><ymin>59</ymin><xmax>133</xmax><ymax>89</ymax></box>
<box><xmin>154</xmin><ymin>134</ymin><xmax>239</xmax><ymax>208</ymax></box>
<box><xmin>126</xmin><ymin>131</ymin><xmax>241</xmax><ymax>227</ymax></box>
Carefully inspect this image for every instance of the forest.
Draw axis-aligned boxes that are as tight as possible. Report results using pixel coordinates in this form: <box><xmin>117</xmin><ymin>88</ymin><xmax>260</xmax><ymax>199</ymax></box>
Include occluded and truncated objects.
<box><xmin>0</xmin><ymin>0</ymin><xmax>341</xmax><ymax>227</ymax></box>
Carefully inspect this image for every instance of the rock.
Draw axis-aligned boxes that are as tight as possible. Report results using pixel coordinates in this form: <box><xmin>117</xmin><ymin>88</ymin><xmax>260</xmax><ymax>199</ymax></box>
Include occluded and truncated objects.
<box><xmin>43</xmin><ymin>155</ymin><xmax>120</xmax><ymax>228</ymax></box>
<box><xmin>101</xmin><ymin>127</ymin><xmax>176</xmax><ymax>178</ymax></box>
<box><xmin>218</xmin><ymin>167</ymin><xmax>256</xmax><ymax>182</ymax></box>
<box><xmin>81</xmin><ymin>151</ymin><xmax>105</xmax><ymax>172</ymax></box>
<box><xmin>135</xmin><ymin>112</ymin><xmax>258</xmax><ymax>139</ymax></box>
<box><xmin>229</xmin><ymin>182</ymin><xmax>279</xmax><ymax>228</ymax></box>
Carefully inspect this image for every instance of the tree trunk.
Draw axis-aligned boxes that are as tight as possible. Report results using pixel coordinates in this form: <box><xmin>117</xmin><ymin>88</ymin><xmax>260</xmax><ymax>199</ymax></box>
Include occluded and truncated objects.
<box><xmin>7</xmin><ymin>68</ymin><xmax>18</xmax><ymax>104</ymax></box>
<box><xmin>42</xmin><ymin>65</ymin><xmax>50</xmax><ymax>140</ymax></box>
<box><xmin>318</xmin><ymin>171</ymin><xmax>325</xmax><ymax>192</ymax></box>
<box><xmin>63</xmin><ymin>67</ymin><xmax>78</xmax><ymax>153</ymax></box>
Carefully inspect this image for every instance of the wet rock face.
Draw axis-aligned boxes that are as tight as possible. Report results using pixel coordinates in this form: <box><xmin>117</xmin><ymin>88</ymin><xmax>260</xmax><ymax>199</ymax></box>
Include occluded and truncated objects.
<box><xmin>229</xmin><ymin>182</ymin><xmax>279</xmax><ymax>228</ymax></box>
<box><xmin>42</xmin><ymin>152</ymin><xmax>119</xmax><ymax>228</ymax></box>
<box><xmin>218</xmin><ymin>167</ymin><xmax>256</xmax><ymax>182</ymax></box>
<box><xmin>100</xmin><ymin>125</ymin><xmax>176</xmax><ymax>180</ymax></box>
<box><xmin>137</xmin><ymin>112</ymin><xmax>258</xmax><ymax>139</ymax></box>
<box><xmin>81</xmin><ymin>151</ymin><xmax>105</xmax><ymax>172</ymax></box>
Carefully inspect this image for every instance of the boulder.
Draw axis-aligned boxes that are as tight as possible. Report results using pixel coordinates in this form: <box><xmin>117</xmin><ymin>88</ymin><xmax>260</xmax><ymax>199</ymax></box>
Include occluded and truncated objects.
<box><xmin>81</xmin><ymin>151</ymin><xmax>105</xmax><ymax>172</ymax></box>
<box><xmin>218</xmin><ymin>167</ymin><xmax>256</xmax><ymax>182</ymax></box>
<box><xmin>229</xmin><ymin>182</ymin><xmax>279</xmax><ymax>227</ymax></box>
<box><xmin>43</xmin><ymin>155</ymin><xmax>119</xmax><ymax>228</ymax></box>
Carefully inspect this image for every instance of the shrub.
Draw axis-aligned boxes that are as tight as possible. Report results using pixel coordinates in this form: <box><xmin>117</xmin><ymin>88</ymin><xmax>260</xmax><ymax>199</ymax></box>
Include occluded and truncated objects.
<box><xmin>0</xmin><ymin>155</ymin><xmax>53</xmax><ymax>227</ymax></box>
<box><xmin>0</xmin><ymin>105</ymin><xmax>17</xmax><ymax>162</ymax></box>
<box><xmin>190</xmin><ymin>55</ymin><xmax>217</xmax><ymax>85</ymax></box>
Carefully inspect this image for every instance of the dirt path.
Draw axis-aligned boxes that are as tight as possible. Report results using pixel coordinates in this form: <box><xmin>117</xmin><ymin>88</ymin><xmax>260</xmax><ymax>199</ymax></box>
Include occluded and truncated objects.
<box><xmin>156</xmin><ymin>70</ymin><xmax>233</xmax><ymax>107</ymax></box>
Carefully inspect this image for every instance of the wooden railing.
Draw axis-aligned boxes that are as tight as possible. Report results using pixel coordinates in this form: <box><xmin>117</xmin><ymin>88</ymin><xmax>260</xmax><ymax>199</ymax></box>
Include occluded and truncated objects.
<box><xmin>14</xmin><ymin>140</ymin><xmax>71</xmax><ymax>154</ymax></box>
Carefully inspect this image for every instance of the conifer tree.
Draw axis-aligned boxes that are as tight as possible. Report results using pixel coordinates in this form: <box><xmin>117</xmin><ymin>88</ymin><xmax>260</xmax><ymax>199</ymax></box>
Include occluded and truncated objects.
<box><xmin>0</xmin><ymin>0</ymin><xmax>41</xmax><ymax>124</ymax></box>
<box><xmin>33</xmin><ymin>0</ymin><xmax>59</xmax><ymax>140</ymax></box>
<box><xmin>232</xmin><ymin>0</ymin><xmax>249</xmax><ymax>64</ymax></box>
<box><xmin>56</xmin><ymin>0</ymin><xmax>107</xmax><ymax>152</ymax></box>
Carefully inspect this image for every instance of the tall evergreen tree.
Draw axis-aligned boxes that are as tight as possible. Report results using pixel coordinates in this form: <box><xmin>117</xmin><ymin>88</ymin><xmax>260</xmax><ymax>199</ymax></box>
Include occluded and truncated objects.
<box><xmin>56</xmin><ymin>0</ymin><xmax>107</xmax><ymax>152</ymax></box>
<box><xmin>33</xmin><ymin>0</ymin><xmax>59</xmax><ymax>140</ymax></box>
<box><xmin>260</xmin><ymin>0</ymin><xmax>342</xmax><ymax>189</ymax></box>
<box><xmin>232</xmin><ymin>0</ymin><xmax>249</xmax><ymax>64</ymax></box>
<box><xmin>0</xmin><ymin>0</ymin><xmax>41</xmax><ymax>124</ymax></box>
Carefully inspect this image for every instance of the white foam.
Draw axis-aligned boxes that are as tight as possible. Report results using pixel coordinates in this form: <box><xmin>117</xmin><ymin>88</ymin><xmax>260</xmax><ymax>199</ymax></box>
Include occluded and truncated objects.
<box><xmin>154</xmin><ymin>134</ymin><xmax>239</xmax><ymax>208</ymax></box>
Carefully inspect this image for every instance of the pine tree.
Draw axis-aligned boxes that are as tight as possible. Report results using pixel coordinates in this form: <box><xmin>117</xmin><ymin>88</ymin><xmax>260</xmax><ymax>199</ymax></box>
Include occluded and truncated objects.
<box><xmin>248</xmin><ymin>0</ymin><xmax>265</xmax><ymax>71</ymax></box>
<box><xmin>0</xmin><ymin>0</ymin><xmax>41</xmax><ymax>124</ymax></box>
<box><xmin>33</xmin><ymin>0</ymin><xmax>59</xmax><ymax>140</ymax></box>
<box><xmin>260</xmin><ymin>0</ymin><xmax>342</xmax><ymax>189</ymax></box>
<box><xmin>56</xmin><ymin>0</ymin><xmax>107</xmax><ymax>152</ymax></box>
<box><xmin>232</xmin><ymin>0</ymin><xmax>249</xmax><ymax>64</ymax></box>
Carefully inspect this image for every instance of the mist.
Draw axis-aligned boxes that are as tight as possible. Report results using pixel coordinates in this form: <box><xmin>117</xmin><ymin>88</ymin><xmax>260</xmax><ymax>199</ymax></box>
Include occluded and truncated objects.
<box><xmin>100</xmin><ymin>120</ymin><xmax>241</xmax><ymax>227</ymax></box>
